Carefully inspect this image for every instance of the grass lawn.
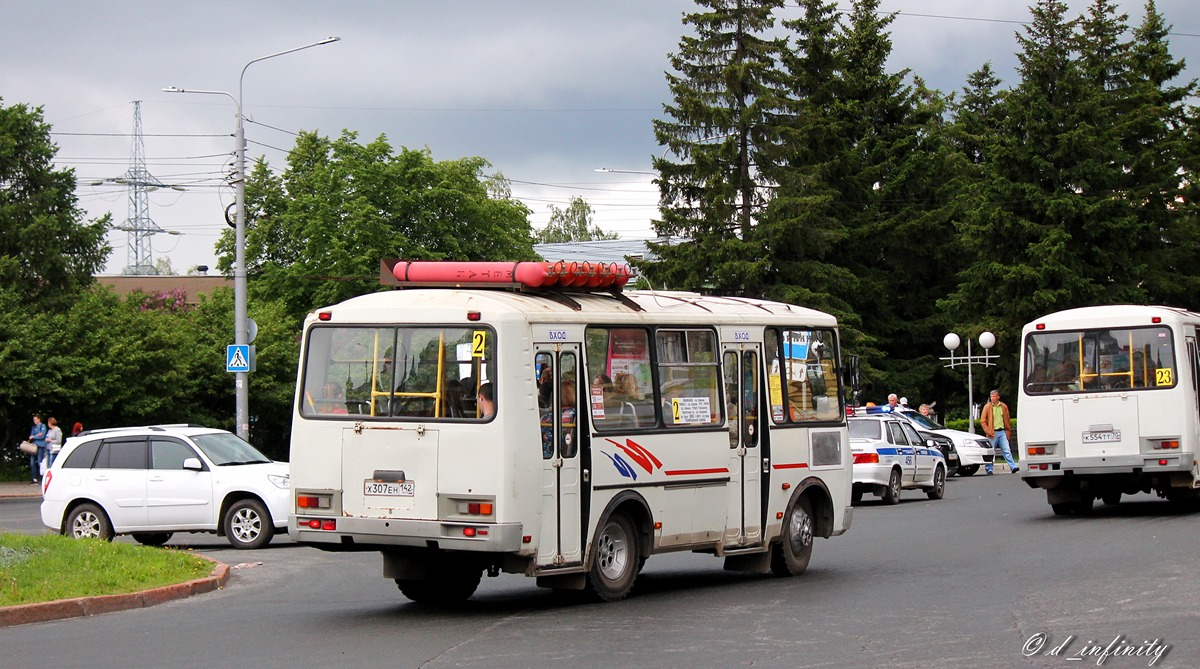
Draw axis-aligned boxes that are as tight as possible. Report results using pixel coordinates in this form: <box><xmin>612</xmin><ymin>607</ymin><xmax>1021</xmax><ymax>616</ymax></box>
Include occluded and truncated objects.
<box><xmin>0</xmin><ymin>533</ymin><xmax>212</xmax><ymax>607</ymax></box>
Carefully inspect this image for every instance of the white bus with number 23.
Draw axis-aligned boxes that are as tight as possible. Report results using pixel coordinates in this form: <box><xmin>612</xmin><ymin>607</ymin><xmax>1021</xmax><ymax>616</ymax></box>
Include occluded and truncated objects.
<box><xmin>1019</xmin><ymin>305</ymin><xmax>1200</xmax><ymax>514</ymax></box>
<box><xmin>288</xmin><ymin>260</ymin><xmax>853</xmax><ymax>603</ymax></box>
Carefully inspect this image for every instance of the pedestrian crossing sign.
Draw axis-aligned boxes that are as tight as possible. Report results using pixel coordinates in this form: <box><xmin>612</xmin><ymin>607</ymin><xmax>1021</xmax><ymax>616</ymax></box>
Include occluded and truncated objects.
<box><xmin>226</xmin><ymin>344</ymin><xmax>252</xmax><ymax>373</ymax></box>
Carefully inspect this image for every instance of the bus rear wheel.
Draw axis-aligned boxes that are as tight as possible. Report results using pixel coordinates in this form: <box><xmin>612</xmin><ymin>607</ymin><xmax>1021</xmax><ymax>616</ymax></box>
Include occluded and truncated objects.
<box><xmin>395</xmin><ymin>570</ymin><xmax>481</xmax><ymax>605</ymax></box>
<box><xmin>588</xmin><ymin>513</ymin><xmax>639</xmax><ymax>602</ymax></box>
<box><xmin>1051</xmin><ymin>497</ymin><xmax>1094</xmax><ymax>516</ymax></box>
<box><xmin>771</xmin><ymin>496</ymin><xmax>814</xmax><ymax>577</ymax></box>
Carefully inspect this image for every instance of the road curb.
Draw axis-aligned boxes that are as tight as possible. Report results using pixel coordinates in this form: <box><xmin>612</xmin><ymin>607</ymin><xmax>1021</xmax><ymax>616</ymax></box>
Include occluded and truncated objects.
<box><xmin>0</xmin><ymin>557</ymin><xmax>229</xmax><ymax>627</ymax></box>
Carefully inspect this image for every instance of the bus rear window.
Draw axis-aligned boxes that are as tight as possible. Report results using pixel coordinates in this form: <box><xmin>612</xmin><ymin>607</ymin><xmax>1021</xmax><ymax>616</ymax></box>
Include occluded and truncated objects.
<box><xmin>1023</xmin><ymin>326</ymin><xmax>1175</xmax><ymax>394</ymax></box>
<box><xmin>300</xmin><ymin>325</ymin><xmax>496</xmax><ymax>420</ymax></box>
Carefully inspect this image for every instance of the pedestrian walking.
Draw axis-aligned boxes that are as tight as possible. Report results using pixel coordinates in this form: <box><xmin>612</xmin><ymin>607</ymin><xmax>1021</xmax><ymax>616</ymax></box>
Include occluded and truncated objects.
<box><xmin>28</xmin><ymin>415</ymin><xmax>48</xmax><ymax>484</ymax></box>
<box><xmin>981</xmin><ymin>389</ymin><xmax>1018</xmax><ymax>474</ymax></box>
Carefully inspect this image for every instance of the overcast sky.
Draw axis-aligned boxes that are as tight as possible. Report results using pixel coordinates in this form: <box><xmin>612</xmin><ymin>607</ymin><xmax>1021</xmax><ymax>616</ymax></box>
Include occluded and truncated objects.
<box><xmin>4</xmin><ymin>1</ymin><xmax>1198</xmax><ymax>275</ymax></box>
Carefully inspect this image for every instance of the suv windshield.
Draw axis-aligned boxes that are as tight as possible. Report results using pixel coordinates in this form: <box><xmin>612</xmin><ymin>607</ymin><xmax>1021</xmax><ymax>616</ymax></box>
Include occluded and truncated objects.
<box><xmin>191</xmin><ymin>432</ymin><xmax>272</xmax><ymax>465</ymax></box>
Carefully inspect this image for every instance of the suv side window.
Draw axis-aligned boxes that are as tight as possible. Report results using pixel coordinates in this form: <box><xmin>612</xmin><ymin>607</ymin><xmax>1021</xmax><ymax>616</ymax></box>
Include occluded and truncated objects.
<box><xmin>61</xmin><ymin>439</ymin><xmax>102</xmax><ymax>469</ymax></box>
<box><xmin>94</xmin><ymin>438</ymin><xmax>149</xmax><ymax>469</ymax></box>
<box><xmin>151</xmin><ymin>439</ymin><xmax>200</xmax><ymax>470</ymax></box>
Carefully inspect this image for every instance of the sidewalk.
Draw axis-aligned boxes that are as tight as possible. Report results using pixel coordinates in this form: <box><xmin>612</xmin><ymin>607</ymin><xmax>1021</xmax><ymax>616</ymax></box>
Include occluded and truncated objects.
<box><xmin>0</xmin><ymin>480</ymin><xmax>43</xmax><ymax>499</ymax></box>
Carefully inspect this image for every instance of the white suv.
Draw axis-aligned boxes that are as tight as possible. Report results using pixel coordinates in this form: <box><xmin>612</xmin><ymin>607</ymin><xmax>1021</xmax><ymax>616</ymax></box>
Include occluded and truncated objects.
<box><xmin>891</xmin><ymin>409</ymin><xmax>995</xmax><ymax>477</ymax></box>
<box><xmin>40</xmin><ymin>425</ymin><xmax>289</xmax><ymax>549</ymax></box>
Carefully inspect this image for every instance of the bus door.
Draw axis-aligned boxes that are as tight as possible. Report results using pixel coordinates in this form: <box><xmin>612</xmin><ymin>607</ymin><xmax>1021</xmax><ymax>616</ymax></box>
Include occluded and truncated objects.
<box><xmin>535</xmin><ymin>345</ymin><xmax>584</xmax><ymax>566</ymax></box>
<box><xmin>723</xmin><ymin>346</ymin><xmax>762</xmax><ymax>547</ymax></box>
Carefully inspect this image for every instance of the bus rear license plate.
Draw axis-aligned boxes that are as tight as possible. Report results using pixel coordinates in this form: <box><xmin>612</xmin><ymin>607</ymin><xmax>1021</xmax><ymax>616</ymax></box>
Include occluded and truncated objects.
<box><xmin>364</xmin><ymin>481</ymin><xmax>415</xmax><ymax>497</ymax></box>
<box><xmin>1082</xmin><ymin>430</ymin><xmax>1121</xmax><ymax>443</ymax></box>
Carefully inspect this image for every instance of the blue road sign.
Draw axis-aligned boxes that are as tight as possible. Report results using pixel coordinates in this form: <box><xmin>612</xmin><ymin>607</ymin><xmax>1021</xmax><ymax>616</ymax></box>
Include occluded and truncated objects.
<box><xmin>226</xmin><ymin>345</ymin><xmax>251</xmax><ymax>373</ymax></box>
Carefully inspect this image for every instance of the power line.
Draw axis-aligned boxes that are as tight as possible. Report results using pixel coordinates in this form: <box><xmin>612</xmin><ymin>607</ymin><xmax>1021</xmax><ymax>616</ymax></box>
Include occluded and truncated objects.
<box><xmin>51</xmin><ymin>131</ymin><xmax>230</xmax><ymax>138</ymax></box>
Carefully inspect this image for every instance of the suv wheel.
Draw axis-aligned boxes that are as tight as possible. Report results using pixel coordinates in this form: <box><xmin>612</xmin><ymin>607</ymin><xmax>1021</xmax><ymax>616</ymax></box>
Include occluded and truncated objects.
<box><xmin>225</xmin><ymin>499</ymin><xmax>274</xmax><ymax>549</ymax></box>
<box><xmin>66</xmin><ymin>503</ymin><xmax>114</xmax><ymax>541</ymax></box>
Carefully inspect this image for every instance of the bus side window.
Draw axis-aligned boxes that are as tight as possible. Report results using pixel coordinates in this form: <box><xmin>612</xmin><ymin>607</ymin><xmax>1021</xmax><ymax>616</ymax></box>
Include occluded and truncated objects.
<box><xmin>536</xmin><ymin>353</ymin><xmax>554</xmax><ymax>459</ymax></box>
<box><xmin>559</xmin><ymin>353</ymin><xmax>578</xmax><ymax>458</ymax></box>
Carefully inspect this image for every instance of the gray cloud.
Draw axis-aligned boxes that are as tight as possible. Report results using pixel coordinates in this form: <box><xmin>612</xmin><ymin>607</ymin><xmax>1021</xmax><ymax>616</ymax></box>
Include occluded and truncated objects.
<box><xmin>2</xmin><ymin>0</ymin><xmax>1196</xmax><ymax>274</ymax></box>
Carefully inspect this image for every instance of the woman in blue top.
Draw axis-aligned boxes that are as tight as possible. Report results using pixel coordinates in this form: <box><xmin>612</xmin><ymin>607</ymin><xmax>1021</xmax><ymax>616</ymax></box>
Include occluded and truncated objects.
<box><xmin>29</xmin><ymin>415</ymin><xmax>48</xmax><ymax>484</ymax></box>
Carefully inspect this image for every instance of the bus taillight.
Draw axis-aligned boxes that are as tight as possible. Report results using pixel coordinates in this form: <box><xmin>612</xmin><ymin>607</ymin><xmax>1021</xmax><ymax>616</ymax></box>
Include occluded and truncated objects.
<box><xmin>1156</xmin><ymin>440</ymin><xmax>1180</xmax><ymax>450</ymax></box>
<box><xmin>297</xmin><ymin>494</ymin><xmax>331</xmax><ymax>509</ymax></box>
<box><xmin>454</xmin><ymin>499</ymin><xmax>495</xmax><ymax>516</ymax></box>
<box><xmin>304</xmin><ymin>518</ymin><xmax>337</xmax><ymax>531</ymax></box>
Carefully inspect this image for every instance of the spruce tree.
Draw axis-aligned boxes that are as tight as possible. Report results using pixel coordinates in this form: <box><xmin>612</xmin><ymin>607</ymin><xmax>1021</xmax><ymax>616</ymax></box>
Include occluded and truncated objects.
<box><xmin>944</xmin><ymin>0</ymin><xmax>1100</xmax><ymax>354</ymax></box>
<box><xmin>1120</xmin><ymin>0</ymin><xmax>1199</xmax><ymax>306</ymax></box>
<box><xmin>646</xmin><ymin>0</ymin><xmax>787</xmax><ymax>295</ymax></box>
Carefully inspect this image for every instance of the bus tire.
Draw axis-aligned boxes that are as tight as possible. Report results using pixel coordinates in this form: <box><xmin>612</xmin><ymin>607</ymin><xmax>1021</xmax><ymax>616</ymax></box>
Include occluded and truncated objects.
<box><xmin>133</xmin><ymin>532</ymin><xmax>173</xmax><ymax>547</ymax></box>
<box><xmin>882</xmin><ymin>469</ymin><xmax>902</xmax><ymax>505</ymax></box>
<box><xmin>587</xmin><ymin>513</ymin><xmax>639</xmax><ymax>602</ymax></box>
<box><xmin>1101</xmin><ymin>492</ymin><xmax>1121</xmax><ymax>506</ymax></box>
<box><xmin>851</xmin><ymin>489</ymin><xmax>863</xmax><ymax>505</ymax></box>
<box><xmin>396</xmin><ymin>570</ymin><xmax>481</xmax><ymax>605</ymax></box>
<box><xmin>770</xmin><ymin>496</ymin><xmax>814</xmax><ymax>577</ymax></box>
<box><xmin>1051</xmin><ymin>497</ymin><xmax>1094</xmax><ymax>516</ymax></box>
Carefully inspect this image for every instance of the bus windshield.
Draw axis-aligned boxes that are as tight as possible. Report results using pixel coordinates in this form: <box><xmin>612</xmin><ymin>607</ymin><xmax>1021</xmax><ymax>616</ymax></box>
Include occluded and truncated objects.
<box><xmin>1023</xmin><ymin>326</ymin><xmax>1176</xmax><ymax>394</ymax></box>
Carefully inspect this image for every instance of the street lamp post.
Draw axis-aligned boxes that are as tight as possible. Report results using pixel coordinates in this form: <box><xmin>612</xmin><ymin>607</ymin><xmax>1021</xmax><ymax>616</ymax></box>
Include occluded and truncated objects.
<box><xmin>164</xmin><ymin>36</ymin><xmax>339</xmax><ymax>440</ymax></box>
<box><xmin>941</xmin><ymin>331</ymin><xmax>997</xmax><ymax>434</ymax></box>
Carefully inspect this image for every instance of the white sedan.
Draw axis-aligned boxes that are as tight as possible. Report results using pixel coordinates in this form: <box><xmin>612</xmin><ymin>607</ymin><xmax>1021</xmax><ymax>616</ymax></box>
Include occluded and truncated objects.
<box><xmin>849</xmin><ymin>415</ymin><xmax>947</xmax><ymax>504</ymax></box>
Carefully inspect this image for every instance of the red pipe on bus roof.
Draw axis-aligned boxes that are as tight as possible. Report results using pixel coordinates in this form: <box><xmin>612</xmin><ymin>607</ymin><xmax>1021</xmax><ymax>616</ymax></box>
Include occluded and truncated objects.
<box><xmin>390</xmin><ymin>260</ymin><xmax>632</xmax><ymax>289</ymax></box>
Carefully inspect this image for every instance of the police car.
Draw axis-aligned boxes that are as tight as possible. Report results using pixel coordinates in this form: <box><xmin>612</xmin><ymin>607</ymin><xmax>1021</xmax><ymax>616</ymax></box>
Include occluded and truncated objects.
<box><xmin>849</xmin><ymin>413</ymin><xmax>947</xmax><ymax>504</ymax></box>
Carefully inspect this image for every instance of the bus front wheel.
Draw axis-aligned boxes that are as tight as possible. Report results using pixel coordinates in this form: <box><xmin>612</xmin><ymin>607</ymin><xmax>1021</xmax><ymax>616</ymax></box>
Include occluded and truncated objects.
<box><xmin>588</xmin><ymin>513</ymin><xmax>639</xmax><ymax>602</ymax></box>
<box><xmin>771</xmin><ymin>496</ymin><xmax>814</xmax><ymax>577</ymax></box>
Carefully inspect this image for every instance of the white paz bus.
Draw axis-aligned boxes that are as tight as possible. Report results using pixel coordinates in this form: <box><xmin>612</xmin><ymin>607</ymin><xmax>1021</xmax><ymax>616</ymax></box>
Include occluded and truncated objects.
<box><xmin>288</xmin><ymin>260</ymin><xmax>853</xmax><ymax>602</ymax></box>
<box><xmin>1019</xmin><ymin>305</ymin><xmax>1200</xmax><ymax>514</ymax></box>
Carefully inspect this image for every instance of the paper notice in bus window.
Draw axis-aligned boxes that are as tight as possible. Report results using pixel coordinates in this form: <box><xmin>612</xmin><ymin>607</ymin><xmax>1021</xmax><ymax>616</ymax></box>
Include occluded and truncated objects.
<box><xmin>768</xmin><ymin>366</ymin><xmax>784</xmax><ymax>421</ymax></box>
<box><xmin>672</xmin><ymin>396</ymin><xmax>710</xmax><ymax>424</ymax></box>
<box><xmin>591</xmin><ymin>387</ymin><xmax>605</xmax><ymax>419</ymax></box>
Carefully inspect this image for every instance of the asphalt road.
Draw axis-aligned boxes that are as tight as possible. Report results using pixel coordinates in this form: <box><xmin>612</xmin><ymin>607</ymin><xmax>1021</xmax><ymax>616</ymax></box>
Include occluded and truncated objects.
<box><xmin>2</xmin><ymin>473</ymin><xmax>1197</xmax><ymax>669</ymax></box>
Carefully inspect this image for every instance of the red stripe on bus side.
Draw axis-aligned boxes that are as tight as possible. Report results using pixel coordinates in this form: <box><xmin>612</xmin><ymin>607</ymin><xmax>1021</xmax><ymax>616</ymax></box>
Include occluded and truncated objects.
<box><xmin>772</xmin><ymin>462</ymin><xmax>810</xmax><ymax>469</ymax></box>
<box><xmin>664</xmin><ymin>468</ymin><xmax>729</xmax><ymax>476</ymax></box>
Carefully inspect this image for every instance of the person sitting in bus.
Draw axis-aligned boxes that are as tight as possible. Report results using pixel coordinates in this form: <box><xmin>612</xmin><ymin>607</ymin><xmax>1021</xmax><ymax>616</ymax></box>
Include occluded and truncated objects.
<box><xmin>559</xmin><ymin>381</ymin><xmax>578</xmax><ymax>458</ymax></box>
<box><xmin>537</xmin><ymin>367</ymin><xmax>553</xmax><ymax>409</ymax></box>
<box><xmin>319</xmin><ymin>383</ymin><xmax>350</xmax><ymax>415</ymax></box>
<box><xmin>1051</xmin><ymin>361</ymin><xmax>1079</xmax><ymax>391</ymax></box>
<box><xmin>478</xmin><ymin>382</ymin><xmax>496</xmax><ymax>420</ymax></box>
